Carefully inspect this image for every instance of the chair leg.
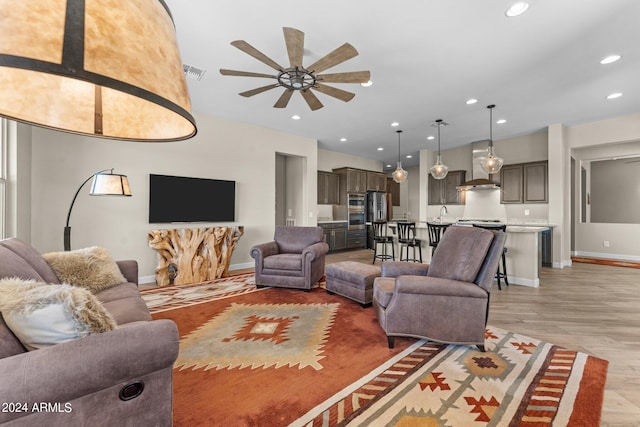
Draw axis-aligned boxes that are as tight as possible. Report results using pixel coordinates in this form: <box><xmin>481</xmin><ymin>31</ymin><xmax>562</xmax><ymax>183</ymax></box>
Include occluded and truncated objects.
<box><xmin>372</xmin><ymin>242</ymin><xmax>377</xmax><ymax>264</ymax></box>
<box><xmin>391</xmin><ymin>242</ymin><xmax>395</xmax><ymax>261</ymax></box>
<box><xmin>477</xmin><ymin>343</ymin><xmax>486</xmax><ymax>352</ymax></box>
<box><xmin>502</xmin><ymin>252</ymin><xmax>509</xmax><ymax>286</ymax></box>
<box><xmin>387</xmin><ymin>336</ymin><xmax>395</xmax><ymax>349</ymax></box>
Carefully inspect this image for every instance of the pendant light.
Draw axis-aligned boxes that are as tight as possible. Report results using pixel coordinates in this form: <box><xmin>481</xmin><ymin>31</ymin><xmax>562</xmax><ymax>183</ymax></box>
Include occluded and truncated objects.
<box><xmin>430</xmin><ymin>119</ymin><xmax>449</xmax><ymax>180</ymax></box>
<box><xmin>392</xmin><ymin>130</ymin><xmax>408</xmax><ymax>183</ymax></box>
<box><xmin>479</xmin><ymin>104</ymin><xmax>504</xmax><ymax>174</ymax></box>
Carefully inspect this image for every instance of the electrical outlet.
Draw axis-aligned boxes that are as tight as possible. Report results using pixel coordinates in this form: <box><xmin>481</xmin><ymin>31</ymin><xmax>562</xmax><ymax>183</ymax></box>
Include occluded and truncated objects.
<box><xmin>309</xmin><ymin>211</ymin><xmax>313</xmax><ymax>218</ymax></box>
<box><xmin>603</xmin><ymin>241</ymin><xmax>610</xmax><ymax>247</ymax></box>
<box><xmin>524</xmin><ymin>209</ymin><xmax>530</xmax><ymax>216</ymax></box>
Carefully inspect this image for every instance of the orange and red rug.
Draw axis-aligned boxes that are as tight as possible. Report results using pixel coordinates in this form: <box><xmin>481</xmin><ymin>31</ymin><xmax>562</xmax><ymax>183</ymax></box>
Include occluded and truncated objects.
<box><xmin>141</xmin><ymin>274</ymin><xmax>608</xmax><ymax>426</ymax></box>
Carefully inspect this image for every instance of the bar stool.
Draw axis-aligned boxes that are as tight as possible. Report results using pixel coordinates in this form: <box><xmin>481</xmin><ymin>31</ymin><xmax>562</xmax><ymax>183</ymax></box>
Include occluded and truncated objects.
<box><xmin>426</xmin><ymin>222</ymin><xmax>451</xmax><ymax>255</ymax></box>
<box><xmin>372</xmin><ymin>221</ymin><xmax>395</xmax><ymax>264</ymax></box>
<box><xmin>397</xmin><ymin>222</ymin><xmax>422</xmax><ymax>263</ymax></box>
<box><xmin>473</xmin><ymin>223</ymin><xmax>509</xmax><ymax>290</ymax></box>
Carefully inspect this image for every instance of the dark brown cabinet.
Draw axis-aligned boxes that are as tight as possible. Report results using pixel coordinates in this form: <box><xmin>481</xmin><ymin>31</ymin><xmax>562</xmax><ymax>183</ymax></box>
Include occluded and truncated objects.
<box><xmin>332</xmin><ymin>167</ymin><xmax>367</xmax><ymax>193</ymax></box>
<box><xmin>366</xmin><ymin>171</ymin><xmax>387</xmax><ymax>192</ymax></box>
<box><xmin>346</xmin><ymin>229</ymin><xmax>366</xmax><ymax>249</ymax></box>
<box><xmin>428</xmin><ymin>170</ymin><xmax>466</xmax><ymax>205</ymax></box>
<box><xmin>500</xmin><ymin>165</ymin><xmax>524</xmax><ymax>203</ymax></box>
<box><xmin>387</xmin><ymin>178</ymin><xmax>400</xmax><ymax>206</ymax></box>
<box><xmin>500</xmin><ymin>161</ymin><xmax>548</xmax><ymax>204</ymax></box>
<box><xmin>320</xmin><ymin>222</ymin><xmax>347</xmax><ymax>252</ymax></box>
<box><xmin>317</xmin><ymin>171</ymin><xmax>340</xmax><ymax>205</ymax></box>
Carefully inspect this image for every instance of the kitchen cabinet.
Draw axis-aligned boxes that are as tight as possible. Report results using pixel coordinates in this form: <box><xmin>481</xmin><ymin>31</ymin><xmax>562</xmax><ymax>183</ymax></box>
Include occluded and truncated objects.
<box><xmin>387</xmin><ymin>178</ymin><xmax>400</xmax><ymax>206</ymax></box>
<box><xmin>500</xmin><ymin>161</ymin><xmax>548</xmax><ymax>204</ymax></box>
<box><xmin>428</xmin><ymin>170</ymin><xmax>466</xmax><ymax>205</ymax></box>
<box><xmin>346</xmin><ymin>229</ymin><xmax>366</xmax><ymax>249</ymax></box>
<box><xmin>500</xmin><ymin>165</ymin><xmax>523</xmax><ymax>203</ymax></box>
<box><xmin>366</xmin><ymin>171</ymin><xmax>387</xmax><ymax>191</ymax></box>
<box><xmin>317</xmin><ymin>171</ymin><xmax>340</xmax><ymax>205</ymax></box>
<box><xmin>320</xmin><ymin>222</ymin><xmax>347</xmax><ymax>252</ymax></box>
<box><xmin>333</xmin><ymin>167</ymin><xmax>367</xmax><ymax>193</ymax></box>
<box><xmin>524</xmin><ymin>162</ymin><xmax>548</xmax><ymax>203</ymax></box>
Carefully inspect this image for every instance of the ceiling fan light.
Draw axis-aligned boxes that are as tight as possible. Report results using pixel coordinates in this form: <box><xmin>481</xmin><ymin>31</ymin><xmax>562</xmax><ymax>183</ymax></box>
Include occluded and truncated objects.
<box><xmin>392</xmin><ymin>163</ymin><xmax>408</xmax><ymax>183</ymax></box>
<box><xmin>430</xmin><ymin>155</ymin><xmax>449</xmax><ymax>180</ymax></box>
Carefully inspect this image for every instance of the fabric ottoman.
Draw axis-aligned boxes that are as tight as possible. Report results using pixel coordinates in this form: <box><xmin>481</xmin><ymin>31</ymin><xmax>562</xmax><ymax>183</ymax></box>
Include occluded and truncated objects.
<box><xmin>325</xmin><ymin>261</ymin><xmax>381</xmax><ymax>307</ymax></box>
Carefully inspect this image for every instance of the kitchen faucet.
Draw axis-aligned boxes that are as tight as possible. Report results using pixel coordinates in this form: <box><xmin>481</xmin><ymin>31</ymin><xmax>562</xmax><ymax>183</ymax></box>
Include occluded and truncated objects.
<box><xmin>439</xmin><ymin>205</ymin><xmax>448</xmax><ymax>223</ymax></box>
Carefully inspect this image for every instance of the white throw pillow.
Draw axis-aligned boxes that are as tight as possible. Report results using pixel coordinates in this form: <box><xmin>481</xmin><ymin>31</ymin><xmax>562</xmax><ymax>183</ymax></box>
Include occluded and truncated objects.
<box><xmin>0</xmin><ymin>278</ymin><xmax>117</xmax><ymax>351</ymax></box>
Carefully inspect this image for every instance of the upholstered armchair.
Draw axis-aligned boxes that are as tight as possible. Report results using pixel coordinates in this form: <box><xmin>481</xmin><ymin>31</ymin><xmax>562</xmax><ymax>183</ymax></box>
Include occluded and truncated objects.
<box><xmin>373</xmin><ymin>226</ymin><xmax>506</xmax><ymax>351</ymax></box>
<box><xmin>251</xmin><ymin>226</ymin><xmax>329</xmax><ymax>291</ymax></box>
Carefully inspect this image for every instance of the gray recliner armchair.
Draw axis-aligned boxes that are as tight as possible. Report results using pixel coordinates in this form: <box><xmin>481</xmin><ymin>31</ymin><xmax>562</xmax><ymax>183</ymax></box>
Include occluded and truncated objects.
<box><xmin>373</xmin><ymin>226</ymin><xmax>506</xmax><ymax>351</ymax></box>
<box><xmin>250</xmin><ymin>226</ymin><xmax>329</xmax><ymax>291</ymax></box>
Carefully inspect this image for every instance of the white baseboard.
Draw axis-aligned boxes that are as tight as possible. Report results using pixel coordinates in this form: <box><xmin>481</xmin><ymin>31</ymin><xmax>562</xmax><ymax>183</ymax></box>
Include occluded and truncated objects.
<box><xmin>139</xmin><ymin>275</ymin><xmax>156</xmax><ymax>285</ymax></box>
<box><xmin>505</xmin><ymin>276</ymin><xmax>539</xmax><ymax>288</ymax></box>
<box><xmin>552</xmin><ymin>259</ymin><xmax>572</xmax><ymax>269</ymax></box>
<box><xmin>572</xmin><ymin>251</ymin><xmax>640</xmax><ymax>262</ymax></box>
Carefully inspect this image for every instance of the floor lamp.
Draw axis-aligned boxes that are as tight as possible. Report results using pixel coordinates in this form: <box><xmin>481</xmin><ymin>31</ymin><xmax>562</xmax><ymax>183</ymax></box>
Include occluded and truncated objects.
<box><xmin>64</xmin><ymin>169</ymin><xmax>131</xmax><ymax>251</ymax></box>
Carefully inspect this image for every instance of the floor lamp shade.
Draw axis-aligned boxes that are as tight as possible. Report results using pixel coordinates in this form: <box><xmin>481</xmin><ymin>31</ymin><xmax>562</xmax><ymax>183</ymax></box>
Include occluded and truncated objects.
<box><xmin>0</xmin><ymin>0</ymin><xmax>197</xmax><ymax>141</ymax></box>
<box><xmin>64</xmin><ymin>169</ymin><xmax>131</xmax><ymax>251</ymax></box>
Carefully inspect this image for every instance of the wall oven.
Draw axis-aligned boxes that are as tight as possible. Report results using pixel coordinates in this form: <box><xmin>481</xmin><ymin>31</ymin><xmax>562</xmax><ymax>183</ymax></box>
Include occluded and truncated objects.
<box><xmin>347</xmin><ymin>194</ymin><xmax>366</xmax><ymax>230</ymax></box>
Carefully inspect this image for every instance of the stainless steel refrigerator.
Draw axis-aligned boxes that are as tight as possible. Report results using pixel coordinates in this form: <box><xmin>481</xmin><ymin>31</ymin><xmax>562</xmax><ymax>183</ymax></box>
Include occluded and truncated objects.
<box><xmin>366</xmin><ymin>191</ymin><xmax>387</xmax><ymax>248</ymax></box>
<box><xmin>367</xmin><ymin>191</ymin><xmax>387</xmax><ymax>222</ymax></box>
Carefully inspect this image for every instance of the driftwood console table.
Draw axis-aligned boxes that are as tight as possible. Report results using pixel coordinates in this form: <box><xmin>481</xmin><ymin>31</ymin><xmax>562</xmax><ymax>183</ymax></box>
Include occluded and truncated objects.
<box><xmin>147</xmin><ymin>226</ymin><xmax>244</xmax><ymax>287</ymax></box>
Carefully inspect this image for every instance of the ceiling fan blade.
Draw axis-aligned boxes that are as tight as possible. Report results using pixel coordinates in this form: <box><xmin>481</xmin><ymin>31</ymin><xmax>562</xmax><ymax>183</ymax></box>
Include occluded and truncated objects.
<box><xmin>317</xmin><ymin>71</ymin><xmax>371</xmax><ymax>84</ymax></box>
<box><xmin>230</xmin><ymin>40</ymin><xmax>284</xmax><ymax>71</ymax></box>
<box><xmin>220</xmin><ymin>69</ymin><xmax>276</xmax><ymax>79</ymax></box>
<box><xmin>274</xmin><ymin>89</ymin><xmax>294</xmax><ymax>108</ymax></box>
<box><xmin>239</xmin><ymin>84</ymin><xmax>280</xmax><ymax>97</ymax></box>
<box><xmin>307</xmin><ymin>43</ymin><xmax>359</xmax><ymax>73</ymax></box>
<box><xmin>301</xmin><ymin>89</ymin><xmax>324</xmax><ymax>111</ymax></box>
<box><xmin>283</xmin><ymin>27</ymin><xmax>304</xmax><ymax>68</ymax></box>
<box><xmin>313</xmin><ymin>83</ymin><xmax>355</xmax><ymax>102</ymax></box>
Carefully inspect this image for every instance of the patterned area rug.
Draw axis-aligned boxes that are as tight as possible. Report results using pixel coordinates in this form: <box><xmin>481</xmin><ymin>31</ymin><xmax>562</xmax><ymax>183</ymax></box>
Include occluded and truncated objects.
<box><xmin>141</xmin><ymin>275</ymin><xmax>608</xmax><ymax>427</ymax></box>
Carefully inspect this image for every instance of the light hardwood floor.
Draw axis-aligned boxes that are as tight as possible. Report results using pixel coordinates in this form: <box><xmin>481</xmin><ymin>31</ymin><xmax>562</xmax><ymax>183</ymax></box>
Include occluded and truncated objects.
<box><xmin>323</xmin><ymin>249</ymin><xmax>640</xmax><ymax>427</ymax></box>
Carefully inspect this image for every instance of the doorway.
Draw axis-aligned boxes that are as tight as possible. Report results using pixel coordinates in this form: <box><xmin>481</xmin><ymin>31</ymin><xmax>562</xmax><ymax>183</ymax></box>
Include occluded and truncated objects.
<box><xmin>275</xmin><ymin>153</ymin><xmax>306</xmax><ymax>227</ymax></box>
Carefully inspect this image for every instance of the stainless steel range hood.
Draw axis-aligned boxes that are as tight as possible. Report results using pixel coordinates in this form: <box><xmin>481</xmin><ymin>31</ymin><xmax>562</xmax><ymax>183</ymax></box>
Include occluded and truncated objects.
<box><xmin>457</xmin><ymin>141</ymin><xmax>500</xmax><ymax>191</ymax></box>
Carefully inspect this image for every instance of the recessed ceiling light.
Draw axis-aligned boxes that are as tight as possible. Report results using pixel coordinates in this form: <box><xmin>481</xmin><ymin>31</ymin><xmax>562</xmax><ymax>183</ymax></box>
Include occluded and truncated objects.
<box><xmin>607</xmin><ymin>92</ymin><xmax>623</xmax><ymax>99</ymax></box>
<box><xmin>386</xmin><ymin>164</ymin><xmax>392</xmax><ymax>168</ymax></box>
<box><xmin>497</xmin><ymin>119</ymin><xmax>507</xmax><ymax>124</ymax></box>
<box><xmin>391</xmin><ymin>122</ymin><xmax>399</xmax><ymax>127</ymax></box>
<box><xmin>506</xmin><ymin>2</ymin><xmax>529</xmax><ymax>17</ymax></box>
<box><xmin>340</xmin><ymin>137</ymin><xmax>347</xmax><ymax>142</ymax></box>
<box><xmin>377</xmin><ymin>147</ymin><xmax>384</xmax><ymax>151</ymax></box>
<box><xmin>600</xmin><ymin>55</ymin><xmax>621</xmax><ymax>65</ymax></box>
<box><xmin>406</xmin><ymin>155</ymin><xmax>412</xmax><ymax>159</ymax></box>
<box><xmin>427</xmin><ymin>136</ymin><xmax>435</xmax><ymax>140</ymax></box>
<box><xmin>361</xmin><ymin>80</ymin><xmax>373</xmax><ymax>87</ymax></box>
<box><xmin>291</xmin><ymin>115</ymin><xmax>300</xmax><ymax>120</ymax></box>
<box><xmin>466</xmin><ymin>98</ymin><xmax>478</xmax><ymax>105</ymax></box>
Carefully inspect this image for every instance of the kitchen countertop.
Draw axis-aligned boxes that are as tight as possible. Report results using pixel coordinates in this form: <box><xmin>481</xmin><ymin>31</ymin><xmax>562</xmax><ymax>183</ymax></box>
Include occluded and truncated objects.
<box><xmin>318</xmin><ymin>220</ymin><xmax>348</xmax><ymax>224</ymax></box>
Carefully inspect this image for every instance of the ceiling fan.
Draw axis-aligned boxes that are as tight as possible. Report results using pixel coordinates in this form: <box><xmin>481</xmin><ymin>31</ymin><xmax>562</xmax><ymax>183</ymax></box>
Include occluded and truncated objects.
<box><xmin>220</xmin><ymin>27</ymin><xmax>370</xmax><ymax>111</ymax></box>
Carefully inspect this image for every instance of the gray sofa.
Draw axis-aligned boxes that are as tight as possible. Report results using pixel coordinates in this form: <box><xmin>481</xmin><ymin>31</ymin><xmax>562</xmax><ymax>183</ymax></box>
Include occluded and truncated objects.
<box><xmin>250</xmin><ymin>226</ymin><xmax>329</xmax><ymax>291</ymax></box>
<box><xmin>0</xmin><ymin>238</ymin><xmax>179</xmax><ymax>427</ymax></box>
<box><xmin>373</xmin><ymin>226</ymin><xmax>506</xmax><ymax>351</ymax></box>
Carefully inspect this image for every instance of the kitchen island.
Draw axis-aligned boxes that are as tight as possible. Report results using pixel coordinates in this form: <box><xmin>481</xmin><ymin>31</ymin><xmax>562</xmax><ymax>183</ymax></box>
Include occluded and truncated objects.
<box><xmin>387</xmin><ymin>221</ymin><xmax>553</xmax><ymax>287</ymax></box>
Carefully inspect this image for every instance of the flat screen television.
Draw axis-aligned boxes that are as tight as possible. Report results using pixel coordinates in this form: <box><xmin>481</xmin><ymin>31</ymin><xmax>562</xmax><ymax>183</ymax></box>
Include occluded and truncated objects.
<box><xmin>149</xmin><ymin>174</ymin><xmax>235</xmax><ymax>223</ymax></box>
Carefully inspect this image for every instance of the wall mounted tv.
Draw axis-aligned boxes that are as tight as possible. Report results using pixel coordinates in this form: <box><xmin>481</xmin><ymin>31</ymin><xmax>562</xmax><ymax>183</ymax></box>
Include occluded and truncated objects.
<box><xmin>149</xmin><ymin>174</ymin><xmax>235</xmax><ymax>223</ymax></box>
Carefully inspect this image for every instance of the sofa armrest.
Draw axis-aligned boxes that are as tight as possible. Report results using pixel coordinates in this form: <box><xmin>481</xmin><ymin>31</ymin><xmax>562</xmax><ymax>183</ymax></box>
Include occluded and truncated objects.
<box><xmin>302</xmin><ymin>241</ymin><xmax>329</xmax><ymax>262</ymax></box>
<box><xmin>116</xmin><ymin>260</ymin><xmax>138</xmax><ymax>285</ymax></box>
<box><xmin>0</xmin><ymin>319</ymin><xmax>178</xmax><ymax>424</ymax></box>
<box><xmin>381</xmin><ymin>261</ymin><xmax>429</xmax><ymax>278</ymax></box>
<box><xmin>394</xmin><ymin>275</ymin><xmax>487</xmax><ymax>298</ymax></box>
<box><xmin>250</xmin><ymin>241</ymin><xmax>279</xmax><ymax>261</ymax></box>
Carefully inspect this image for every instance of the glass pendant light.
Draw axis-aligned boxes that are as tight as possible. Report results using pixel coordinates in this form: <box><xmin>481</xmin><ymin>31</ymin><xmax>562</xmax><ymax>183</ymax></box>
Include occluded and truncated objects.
<box><xmin>392</xmin><ymin>130</ymin><xmax>408</xmax><ymax>183</ymax></box>
<box><xmin>480</xmin><ymin>104</ymin><xmax>504</xmax><ymax>174</ymax></box>
<box><xmin>430</xmin><ymin>119</ymin><xmax>449</xmax><ymax>180</ymax></box>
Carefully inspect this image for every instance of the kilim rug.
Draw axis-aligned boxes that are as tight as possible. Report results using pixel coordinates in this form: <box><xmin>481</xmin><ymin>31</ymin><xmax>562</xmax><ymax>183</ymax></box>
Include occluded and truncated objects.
<box><xmin>141</xmin><ymin>274</ymin><xmax>608</xmax><ymax>427</ymax></box>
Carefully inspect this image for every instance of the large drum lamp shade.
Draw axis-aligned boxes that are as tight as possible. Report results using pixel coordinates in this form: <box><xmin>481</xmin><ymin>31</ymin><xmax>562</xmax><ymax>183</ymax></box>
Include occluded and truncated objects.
<box><xmin>0</xmin><ymin>0</ymin><xmax>197</xmax><ymax>141</ymax></box>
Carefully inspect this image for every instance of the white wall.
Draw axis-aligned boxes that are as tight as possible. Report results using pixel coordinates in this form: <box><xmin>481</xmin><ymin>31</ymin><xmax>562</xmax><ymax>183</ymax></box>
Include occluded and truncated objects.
<box><xmin>29</xmin><ymin>112</ymin><xmax>318</xmax><ymax>280</ymax></box>
<box><xmin>567</xmin><ymin>113</ymin><xmax>640</xmax><ymax>260</ymax></box>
